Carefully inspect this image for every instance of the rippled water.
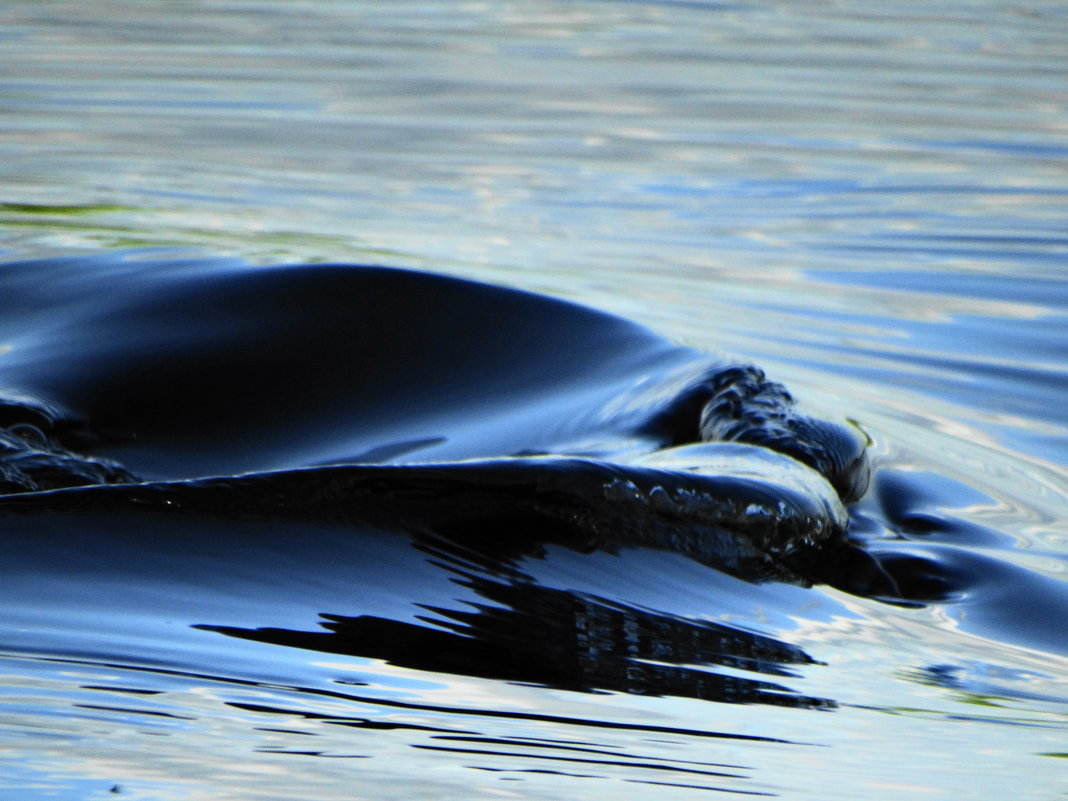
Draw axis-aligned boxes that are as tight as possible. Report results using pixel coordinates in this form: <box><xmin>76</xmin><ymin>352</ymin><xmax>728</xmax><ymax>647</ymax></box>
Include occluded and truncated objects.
<box><xmin>2</xmin><ymin>2</ymin><xmax>1067</xmax><ymax>799</ymax></box>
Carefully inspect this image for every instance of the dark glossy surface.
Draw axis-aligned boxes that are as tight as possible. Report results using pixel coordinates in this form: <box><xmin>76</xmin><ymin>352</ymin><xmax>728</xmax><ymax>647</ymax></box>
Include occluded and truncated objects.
<box><xmin>0</xmin><ymin>256</ymin><xmax>697</xmax><ymax>478</ymax></box>
<box><xmin>1</xmin><ymin>255</ymin><xmax>1066</xmax><ymax>801</ymax></box>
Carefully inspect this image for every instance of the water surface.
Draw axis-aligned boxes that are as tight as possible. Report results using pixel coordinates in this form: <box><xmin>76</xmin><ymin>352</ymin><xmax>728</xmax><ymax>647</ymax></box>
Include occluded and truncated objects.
<box><xmin>1</xmin><ymin>2</ymin><xmax>1066</xmax><ymax>800</ymax></box>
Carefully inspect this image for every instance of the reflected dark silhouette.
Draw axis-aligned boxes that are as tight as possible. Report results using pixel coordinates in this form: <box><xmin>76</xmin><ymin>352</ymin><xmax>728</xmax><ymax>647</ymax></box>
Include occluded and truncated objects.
<box><xmin>198</xmin><ymin>553</ymin><xmax>835</xmax><ymax>711</ymax></box>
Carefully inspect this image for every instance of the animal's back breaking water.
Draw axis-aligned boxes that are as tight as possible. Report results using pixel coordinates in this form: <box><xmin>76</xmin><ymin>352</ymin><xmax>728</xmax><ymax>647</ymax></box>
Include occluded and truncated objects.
<box><xmin>0</xmin><ymin>258</ymin><xmax>872</xmax><ymax>588</ymax></box>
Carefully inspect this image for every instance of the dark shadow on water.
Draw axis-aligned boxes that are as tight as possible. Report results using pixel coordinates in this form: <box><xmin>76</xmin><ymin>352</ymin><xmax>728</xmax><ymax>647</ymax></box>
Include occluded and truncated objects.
<box><xmin>197</xmin><ymin>554</ymin><xmax>836</xmax><ymax>711</ymax></box>
<box><xmin>0</xmin><ymin>497</ymin><xmax>837</xmax><ymax>715</ymax></box>
<box><xmin>196</xmin><ymin>568</ymin><xmax>833</xmax><ymax>713</ymax></box>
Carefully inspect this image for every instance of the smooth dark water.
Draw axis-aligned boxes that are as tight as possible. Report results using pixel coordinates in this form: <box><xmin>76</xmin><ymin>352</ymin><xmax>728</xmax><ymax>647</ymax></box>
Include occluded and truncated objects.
<box><xmin>2</xmin><ymin>2</ymin><xmax>1067</xmax><ymax>800</ymax></box>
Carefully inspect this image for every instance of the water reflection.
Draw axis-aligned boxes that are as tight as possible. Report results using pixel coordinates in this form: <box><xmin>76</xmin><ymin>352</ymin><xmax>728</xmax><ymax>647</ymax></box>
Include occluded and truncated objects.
<box><xmin>199</xmin><ymin>558</ymin><xmax>835</xmax><ymax>711</ymax></box>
